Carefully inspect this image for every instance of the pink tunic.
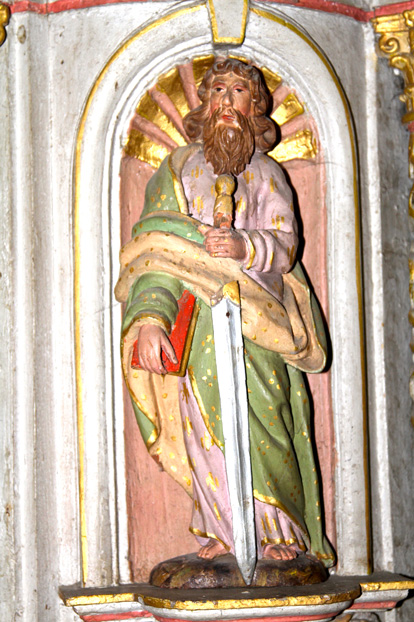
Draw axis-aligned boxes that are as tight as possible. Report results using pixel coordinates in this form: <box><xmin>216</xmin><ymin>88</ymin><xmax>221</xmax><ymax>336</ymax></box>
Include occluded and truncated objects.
<box><xmin>180</xmin><ymin>150</ymin><xmax>306</xmax><ymax>557</ymax></box>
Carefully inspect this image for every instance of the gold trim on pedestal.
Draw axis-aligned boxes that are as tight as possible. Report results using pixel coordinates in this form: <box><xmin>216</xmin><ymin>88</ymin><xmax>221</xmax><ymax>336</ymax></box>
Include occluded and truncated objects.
<box><xmin>372</xmin><ymin>11</ymin><xmax>414</xmax><ymax>403</ymax></box>
<box><xmin>59</xmin><ymin>573</ymin><xmax>414</xmax><ymax>610</ymax></box>
<box><xmin>361</xmin><ymin>578</ymin><xmax>414</xmax><ymax>592</ymax></box>
<box><xmin>0</xmin><ymin>3</ymin><xmax>10</xmax><ymax>47</ymax></box>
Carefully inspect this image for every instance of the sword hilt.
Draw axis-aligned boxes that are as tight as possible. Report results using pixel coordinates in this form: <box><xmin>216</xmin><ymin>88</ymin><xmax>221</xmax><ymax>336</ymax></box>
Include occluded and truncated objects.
<box><xmin>213</xmin><ymin>174</ymin><xmax>236</xmax><ymax>229</ymax></box>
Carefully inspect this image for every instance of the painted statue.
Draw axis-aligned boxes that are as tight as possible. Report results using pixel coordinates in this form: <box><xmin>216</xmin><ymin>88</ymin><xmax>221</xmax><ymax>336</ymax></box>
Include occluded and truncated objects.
<box><xmin>115</xmin><ymin>57</ymin><xmax>335</xmax><ymax>585</ymax></box>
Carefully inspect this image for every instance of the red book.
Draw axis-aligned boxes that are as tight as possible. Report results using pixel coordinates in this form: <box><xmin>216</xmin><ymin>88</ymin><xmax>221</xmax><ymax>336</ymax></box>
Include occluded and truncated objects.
<box><xmin>131</xmin><ymin>290</ymin><xmax>198</xmax><ymax>376</ymax></box>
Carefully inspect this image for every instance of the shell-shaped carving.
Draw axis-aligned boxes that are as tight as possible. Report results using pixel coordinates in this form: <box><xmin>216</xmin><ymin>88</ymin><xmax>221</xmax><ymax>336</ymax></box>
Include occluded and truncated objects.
<box><xmin>123</xmin><ymin>55</ymin><xmax>317</xmax><ymax>170</ymax></box>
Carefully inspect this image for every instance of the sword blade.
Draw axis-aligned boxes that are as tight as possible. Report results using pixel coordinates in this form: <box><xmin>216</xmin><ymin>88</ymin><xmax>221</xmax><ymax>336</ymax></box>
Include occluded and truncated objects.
<box><xmin>211</xmin><ymin>281</ymin><xmax>256</xmax><ymax>585</ymax></box>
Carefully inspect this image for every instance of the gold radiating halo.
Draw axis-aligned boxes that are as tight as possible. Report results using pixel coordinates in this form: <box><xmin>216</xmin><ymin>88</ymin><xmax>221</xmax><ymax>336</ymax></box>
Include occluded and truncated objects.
<box><xmin>124</xmin><ymin>55</ymin><xmax>318</xmax><ymax>169</ymax></box>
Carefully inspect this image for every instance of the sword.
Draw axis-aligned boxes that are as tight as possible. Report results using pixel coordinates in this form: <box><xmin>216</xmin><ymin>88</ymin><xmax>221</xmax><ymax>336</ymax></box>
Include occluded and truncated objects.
<box><xmin>210</xmin><ymin>175</ymin><xmax>256</xmax><ymax>585</ymax></box>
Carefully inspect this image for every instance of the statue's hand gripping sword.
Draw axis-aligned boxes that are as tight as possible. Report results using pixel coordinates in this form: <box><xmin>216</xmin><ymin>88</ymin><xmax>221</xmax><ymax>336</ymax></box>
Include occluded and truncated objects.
<box><xmin>210</xmin><ymin>175</ymin><xmax>256</xmax><ymax>586</ymax></box>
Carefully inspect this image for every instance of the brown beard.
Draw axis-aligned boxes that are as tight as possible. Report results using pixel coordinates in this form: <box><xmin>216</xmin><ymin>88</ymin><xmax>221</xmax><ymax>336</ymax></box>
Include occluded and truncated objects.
<box><xmin>203</xmin><ymin>108</ymin><xmax>255</xmax><ymax>176</ymax></box>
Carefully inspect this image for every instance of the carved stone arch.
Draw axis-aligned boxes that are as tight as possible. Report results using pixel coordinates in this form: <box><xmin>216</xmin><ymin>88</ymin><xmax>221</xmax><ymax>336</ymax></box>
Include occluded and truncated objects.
<box><xmin>75</xmin><ymin>0</ymin><xmax>367</xmax><ymax>586</ymax></box>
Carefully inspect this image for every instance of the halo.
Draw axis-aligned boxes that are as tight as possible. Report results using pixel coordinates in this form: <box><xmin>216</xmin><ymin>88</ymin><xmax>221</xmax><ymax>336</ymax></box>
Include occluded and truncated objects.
<box><xmin>123</xmin><ymin>55</ymin><xmax>318</xmax><ymax>170</ymax></box>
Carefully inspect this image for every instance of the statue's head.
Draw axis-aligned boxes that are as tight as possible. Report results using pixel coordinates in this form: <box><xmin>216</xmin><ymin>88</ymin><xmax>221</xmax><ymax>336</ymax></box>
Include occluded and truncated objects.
<box><xmin>183</xmin><ymin>58</ymin><xmax>276</xmax><ymax>176</ymax></box>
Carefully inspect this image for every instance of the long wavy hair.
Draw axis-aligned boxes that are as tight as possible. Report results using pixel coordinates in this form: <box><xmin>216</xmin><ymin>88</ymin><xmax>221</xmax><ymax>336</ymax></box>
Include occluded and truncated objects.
<box><xmin>183</xmin><ymin>57</ymin><xmax>277</xmax><ymax>153</ymax></box>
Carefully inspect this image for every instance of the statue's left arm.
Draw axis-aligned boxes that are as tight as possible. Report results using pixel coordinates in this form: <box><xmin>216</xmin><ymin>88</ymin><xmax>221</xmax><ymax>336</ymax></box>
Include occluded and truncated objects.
<box><xmin>237</xmin><ymin>158</ymin><xmax>298</xmax><ymax>277</ymax></box>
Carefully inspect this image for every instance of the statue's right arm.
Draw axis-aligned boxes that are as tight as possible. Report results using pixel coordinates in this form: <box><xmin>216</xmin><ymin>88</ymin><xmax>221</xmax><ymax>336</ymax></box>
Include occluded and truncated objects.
<box><xmin>123</xmin><ymin>271</ymin><xmax>183</xmax><ymax>375</ymax></box>
<box><xmin>136</xmin><ymin>324</ymin><xmax>177</xmax><ymax>375</ymax></box>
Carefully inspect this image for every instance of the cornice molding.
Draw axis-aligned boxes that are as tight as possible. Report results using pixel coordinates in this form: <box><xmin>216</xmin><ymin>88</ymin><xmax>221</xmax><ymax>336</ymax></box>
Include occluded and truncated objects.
<box><xmin>3</xmin><ymin>0</ymin><xmax>414</xmax><ymax>20</ymax></box>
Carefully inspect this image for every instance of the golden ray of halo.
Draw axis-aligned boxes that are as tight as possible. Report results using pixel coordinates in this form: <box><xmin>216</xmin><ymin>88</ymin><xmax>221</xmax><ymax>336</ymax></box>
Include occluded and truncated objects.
<box><xmin>192</xmin><ymin>55</ymin><xmax>215</xmax><ymax>88</ymax></box>
<box><xmin>272</xmin><ymin>93</ymin><xmax>305</xmax><ymax>126</ymax></box>
<box><xmin>269</xmin><ymin>129</ymin><xmax>318</xmax><ymax>163</ymax></box>
<box><xmin>136</xmin><ymin>91</ymin><xmax>187</xmax><ymax>147</ymax></box>
<box><xmin>157</xmin><ymin>66</ymin><xmax>191</xmax><ymax>119</ymax></box>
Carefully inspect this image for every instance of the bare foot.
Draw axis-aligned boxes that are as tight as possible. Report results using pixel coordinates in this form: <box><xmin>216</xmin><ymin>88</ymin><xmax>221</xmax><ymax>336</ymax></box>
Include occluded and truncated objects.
<box><xmin>197</xmin><ymin>539</ymin><xmax>228</xmax><ymax>559</ymax></box>
<box><xmin>263</xmin><ymin>543</ymin><xmax>298</xmax><ymax>561</ymax></box>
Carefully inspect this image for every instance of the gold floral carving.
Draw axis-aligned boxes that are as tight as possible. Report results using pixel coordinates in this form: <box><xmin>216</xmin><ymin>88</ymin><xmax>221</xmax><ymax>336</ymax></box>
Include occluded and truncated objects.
<box><xmin>0</xmin><ymin>3</ymin><xmax>10</xmax><ymax>47</ymax></box>
<box><xmin>372</xmin><ymin>12</ymin><xmax>414</xmax><ymax>398</ymax></box>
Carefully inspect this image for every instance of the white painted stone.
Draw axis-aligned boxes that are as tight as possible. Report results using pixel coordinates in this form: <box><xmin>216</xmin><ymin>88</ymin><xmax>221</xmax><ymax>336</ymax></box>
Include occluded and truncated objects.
<box><xmin>1</xmin><ymin>0</ymin><xmax>414</xmax><ymax>620</ymax></box>
<box><xmin>207</xmin><ymin>0</ymin><xmax>247</xmax><ymax>43</ymax></box>
<box><xmin>0</xmin><ymin>14</ymin><xmax>15</xmax><ymax>622</ymax></box>
<box><xmin>141</xmin><ymin>599</ymin><xmax>353</xmax><ymax>621</ymax></box>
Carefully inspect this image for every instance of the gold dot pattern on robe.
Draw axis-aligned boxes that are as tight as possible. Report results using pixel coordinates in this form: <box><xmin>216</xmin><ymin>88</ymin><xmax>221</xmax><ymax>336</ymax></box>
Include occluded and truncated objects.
<box><xmin>236</xmin><ymin>196</ymin><xmax>246</xmax><ymax>214</ymax></box>
<box><xmin>192</xmin><ymin>196</ymin><xmax>204</xmax><ymax>214</ymax></box>
<box><xmin>272</xmin><ymin>215</ymin><xmax>285</xmax><ymax>230</ymax></box>
<box><xmin>206</xmin><ymin>472</ymin><xmax>219</xmax><ymax>492</ymax></box>
<box><xmin>191</xmin><ymin>165</ymin><xmax>203</xmax><ymax>179</ymax></box>
<box><xmin>243</xmin><ymin>170</ymin><xmax>254</xmax><ymax>184</ymax></box>
<box><xmin>200</xmin><ymin>431</ymin><xmax>212</xmax><ymax>451</ymax></box>
<box><xmin>184</xmin><ymin>416</ymin><xmax>193</xmax><ymax>436</ymax></box>
<box><xmin>269</xmin><ymin>178</ymin><xmax>277</xmax><ymax>193</ymax></box>
<box><xmin>181</xmin><ymin>383</ymin><xmax>190</xmax><ymax>403</ymax></box>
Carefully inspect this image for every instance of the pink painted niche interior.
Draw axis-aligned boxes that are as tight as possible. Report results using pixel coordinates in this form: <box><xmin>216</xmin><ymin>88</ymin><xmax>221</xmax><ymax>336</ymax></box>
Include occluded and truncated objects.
<box><xmin>118</xmin><ymin>58</ymin><xmax>336</xmax><ymax>582</ymax></box>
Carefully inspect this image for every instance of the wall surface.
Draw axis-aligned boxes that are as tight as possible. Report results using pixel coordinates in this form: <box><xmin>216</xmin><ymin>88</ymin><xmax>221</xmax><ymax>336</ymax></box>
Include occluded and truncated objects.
<box><xmin>1</xmin><ymin>1</ymin><xmax>413</xmax><ymax>621</ymax></box>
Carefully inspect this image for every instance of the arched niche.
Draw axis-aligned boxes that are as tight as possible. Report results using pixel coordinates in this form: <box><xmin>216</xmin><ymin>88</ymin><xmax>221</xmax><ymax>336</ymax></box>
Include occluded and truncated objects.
<box><xmin>74</xmin><ymin>0</ymin><xmax>367</xmax><ymax>586</ymax></box>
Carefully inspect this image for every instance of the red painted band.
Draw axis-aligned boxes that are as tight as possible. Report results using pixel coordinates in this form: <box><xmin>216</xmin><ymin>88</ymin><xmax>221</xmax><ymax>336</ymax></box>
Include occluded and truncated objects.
<box><xmin>263</xmin><ymin>0</ymin><xmax>371</xmax><ymax>21</ymax></box>
<box><xmin>5</xmin><ymin>0</ymin><xmax>414</xmax><ymax>19</ymax></box>
<box><xmin>8</xmin><ymin>0</ymin><xmax>148</xmax><ymax>13</ymax></box>
<box><xmin>373</xmin><ymin>0</ymin><xmax>414</xmax><ymax>16</ymax></box>
<box><xmin>265</xmin><ymin>0</ymin><xmax>414</xmax><ymax>21</ymax></box>
<box><xmin>350</xmin><ymin>600</ymin><xmax>398</xmax><ymax>610</ymax></box>
<box><xmin>83</xmin><ymin>614</ymin><xmax>151</xmax><ymax>621</ymax></box>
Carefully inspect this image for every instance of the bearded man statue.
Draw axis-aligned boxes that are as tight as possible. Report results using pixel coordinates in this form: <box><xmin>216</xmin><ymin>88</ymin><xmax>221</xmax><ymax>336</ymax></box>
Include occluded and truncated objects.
<box><xmin>115</xmin><ymin>58</ymin><xmax>335</xmax><ymax>583</ymax></box>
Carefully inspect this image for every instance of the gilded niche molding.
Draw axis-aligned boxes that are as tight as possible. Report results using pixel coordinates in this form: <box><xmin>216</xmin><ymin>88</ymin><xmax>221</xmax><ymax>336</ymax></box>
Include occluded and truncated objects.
<box><xmin>372</xmin><ymin>11</ymin><xmax>414</xmax><ymax>405</ymax></box>
<box><xmin>0</xmin><ymin>3</ymin><xmax>10</xmax><ymax>47</ymax></box>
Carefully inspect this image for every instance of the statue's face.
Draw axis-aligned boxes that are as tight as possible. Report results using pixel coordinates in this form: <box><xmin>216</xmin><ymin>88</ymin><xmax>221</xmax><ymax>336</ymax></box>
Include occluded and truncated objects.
<box><xmin>209</xmin><ymin>72</ymin><xmax>252</xmax><ymax>125</ymax></box>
